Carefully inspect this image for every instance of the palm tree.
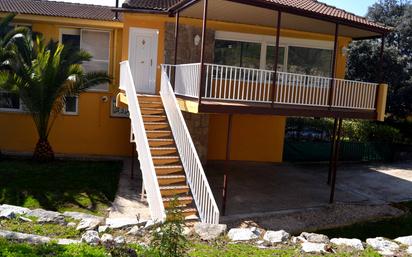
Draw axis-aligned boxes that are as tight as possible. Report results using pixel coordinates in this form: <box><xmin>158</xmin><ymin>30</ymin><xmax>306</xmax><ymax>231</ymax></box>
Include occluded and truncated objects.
<box><xmin>0</xmin><ymin>13</ymin><xmax>29</xmax><ymax>71</ymax></box>
<box><xmin>0</xmin><ymin>33</ymin><xmax>111</xmax><ymax>161</ymax></box>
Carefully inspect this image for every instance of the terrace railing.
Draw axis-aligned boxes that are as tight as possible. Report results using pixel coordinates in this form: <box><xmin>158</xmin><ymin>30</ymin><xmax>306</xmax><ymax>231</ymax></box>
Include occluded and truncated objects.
<box><xmin>165</xmin><ymin>63</ymin><xmax>379</xmax><ymax>111</ymax></box>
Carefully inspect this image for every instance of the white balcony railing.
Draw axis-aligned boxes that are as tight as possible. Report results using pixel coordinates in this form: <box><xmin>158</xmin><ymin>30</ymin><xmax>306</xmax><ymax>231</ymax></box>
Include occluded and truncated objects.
<box><xmin>160</xmin><ymin>65</ymin><xmax>220</xmax><ymax>224</ymax></box>
<box><xmin>119</xmin><ymin>61</ymin><xmax>166</xmax><ymax>222</ymax></box>
<box><xmin>165</xmin><ymin>63</ymin><xmax>379</xmax><ymax>111</ymax></box>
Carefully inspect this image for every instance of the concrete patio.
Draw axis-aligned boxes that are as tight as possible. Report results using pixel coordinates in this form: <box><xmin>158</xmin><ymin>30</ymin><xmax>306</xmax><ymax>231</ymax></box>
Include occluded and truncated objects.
<box><xmin>205</xmin><ymin>161</ymin><xmax>412</xmax><ymax>217</ymax></box>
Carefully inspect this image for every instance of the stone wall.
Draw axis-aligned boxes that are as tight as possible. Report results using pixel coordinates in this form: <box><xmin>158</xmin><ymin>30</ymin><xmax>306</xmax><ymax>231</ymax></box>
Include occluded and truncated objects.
<box><xmin>182</xmin><ymin>111</ymin><xmax>210</xmax><ymax>164</ymax></box>
<box><xmin>164</xmin><ymin>22</ymin><xmax>215</xmax><ymax>64</ymax></box>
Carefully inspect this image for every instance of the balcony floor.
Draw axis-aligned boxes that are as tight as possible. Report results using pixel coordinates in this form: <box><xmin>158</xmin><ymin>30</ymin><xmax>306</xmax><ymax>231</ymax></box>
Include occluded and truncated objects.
<box><xmin>198</xmin><ymin>99</ymin><xmax>377</xmax><ymax>119</ymax></box>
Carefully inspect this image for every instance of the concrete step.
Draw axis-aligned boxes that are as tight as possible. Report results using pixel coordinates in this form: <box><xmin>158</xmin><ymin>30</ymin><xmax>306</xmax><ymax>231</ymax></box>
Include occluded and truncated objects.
<box><xmin>157</xmin><ymin>174</ymin><xmax>186</xmax><ymax>185</ymax></box>
<box><xmin>155</xmin><ymin>165</ymin><xmax>183</xmax><ymax>175</ymax></box>
<box><xmin>152</xmin><ymin>156</ymin><xmax>180</xmax><ymax>165</ymax></box>
<box><xmin>159</xmin><ymin>184</ymin><xmax>190</xmax><ymax>196</ymax></box>
<box><xmin>151</xmin><ymin>147</ymin><xmax>177</xmax><ymax>156</ymax></box>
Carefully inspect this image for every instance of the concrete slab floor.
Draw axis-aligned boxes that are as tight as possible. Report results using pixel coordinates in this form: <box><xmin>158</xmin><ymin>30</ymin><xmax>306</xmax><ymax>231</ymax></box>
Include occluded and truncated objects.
<box><xmin>205</xmin><ymin>161</ymin><xmax>412</xmax><ymax>217</ymax></box>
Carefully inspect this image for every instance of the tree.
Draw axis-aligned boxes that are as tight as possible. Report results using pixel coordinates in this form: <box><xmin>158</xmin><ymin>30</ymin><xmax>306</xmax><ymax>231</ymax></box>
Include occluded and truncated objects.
<box><xmin>0</xmin><ymin>32</ymin><xmax>111</xmax><ymax>161</ymax></box>
<box><xmin>346</xmin><ymin>0</ymin><xmax>412</xmax><ymax>118</ymax></box>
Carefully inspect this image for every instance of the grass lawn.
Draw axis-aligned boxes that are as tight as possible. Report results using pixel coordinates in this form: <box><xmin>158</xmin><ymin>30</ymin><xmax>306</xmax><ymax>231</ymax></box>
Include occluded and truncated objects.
<box><xmin>317</xmin><ymin>201</ymin><xmax>412</xmax><ymax>241</ymax></box>
<box><xmin>0</xmin><ymin>158</ymin><xmax>122</xmax><ymax>216</ymax></box>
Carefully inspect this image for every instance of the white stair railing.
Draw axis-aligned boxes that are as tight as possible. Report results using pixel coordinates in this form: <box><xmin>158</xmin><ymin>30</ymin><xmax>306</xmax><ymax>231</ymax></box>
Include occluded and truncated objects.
<box><xmin>119</xmin><ymin>61</ymin><xmax>166</xmax><ymax>222</ymax></box>
<box><xmin>160</xmin><ymin>65</ymin><xmax>220</xmax><ymax>224</ymax></box>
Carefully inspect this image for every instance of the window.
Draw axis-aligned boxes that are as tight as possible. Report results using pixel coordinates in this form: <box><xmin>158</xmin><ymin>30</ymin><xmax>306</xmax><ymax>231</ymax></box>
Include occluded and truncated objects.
<box><xmin>111</xmin><ymin>97</ymin><xmax>129</xmax><ymax>117</ymax></box>
<box><xmin>214</xmin><ymin>40</ymin><xmax>261</xmax><ymax>69</ymax></box>
<box><xmin>287</xmin><ymin>46</ymin><xmax>333</xmax><ymax>77</ymax></box>
<box><xmin>0</xmin><ymin>91</ymin><xmax>21</xmax><ymax>111</ymax></box>
<box><xmin>266</xmin><ymin>46</ymin><xmax>286</xmax><ymax>71</ymax></box>
<box><xmin>64</xmin><ymin>96</ymin><xmax>78</xmax><ymax>115</ymax></box>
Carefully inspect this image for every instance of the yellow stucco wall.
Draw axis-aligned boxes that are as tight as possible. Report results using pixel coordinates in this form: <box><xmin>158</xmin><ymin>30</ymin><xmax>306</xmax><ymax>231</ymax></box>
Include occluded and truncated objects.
<box><xmin>0</xmin><ymin>15</ymin><xmax>132</xmax><ymax>157</ymax></box>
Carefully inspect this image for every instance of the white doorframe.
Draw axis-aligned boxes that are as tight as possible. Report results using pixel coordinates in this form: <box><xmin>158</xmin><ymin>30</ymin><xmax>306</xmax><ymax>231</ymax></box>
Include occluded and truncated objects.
<box><xmin>128</xmin><ymin>27</ymin><xmax>159</xmax><ymax>94</ymax></box>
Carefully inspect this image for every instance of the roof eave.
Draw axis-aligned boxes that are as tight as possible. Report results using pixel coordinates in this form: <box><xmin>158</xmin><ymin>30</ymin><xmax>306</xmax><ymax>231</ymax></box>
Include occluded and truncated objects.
<box><xmin>113</xmin><ymin>7</ymin><xmax>168</xmax><ymax>14</ymax></box>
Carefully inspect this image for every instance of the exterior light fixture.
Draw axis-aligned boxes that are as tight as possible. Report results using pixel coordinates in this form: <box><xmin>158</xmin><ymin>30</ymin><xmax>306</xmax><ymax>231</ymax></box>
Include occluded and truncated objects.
<box><xmin>194</xmin><ymin>34</ymin><xmax>201</xmax><ymax>46</ymax></box>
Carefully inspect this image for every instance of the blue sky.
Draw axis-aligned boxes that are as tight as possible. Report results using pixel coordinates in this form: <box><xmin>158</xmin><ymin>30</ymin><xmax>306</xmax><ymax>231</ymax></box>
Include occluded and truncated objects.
<box><xmin>50</xmin><ymin>0</ymin><xmax>377</xmax><ymax>16</ymax></box>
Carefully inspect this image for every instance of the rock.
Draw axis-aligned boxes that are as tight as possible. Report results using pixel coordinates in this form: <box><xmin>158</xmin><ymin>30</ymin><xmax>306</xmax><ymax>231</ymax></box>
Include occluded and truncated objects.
<box><xmin>19</xmin><ymin>216</ymin><xmax>33</xmax><ymax>223</ymax></box>
<box><xmin>144</xmin><ymin>220</ymin><xmax>155</xmax><ymax>230</ymax></box>
<box><xmin>57</xmin><ymin>238</ymin><xmax>81</xmax><ymax>245</ymax></box>
<box><xmin>263</xmin><ymin>230</ymin><xmax>290</xmax><ymax>244</ymax></box>
<box><xmin>331</xmin><ymin>238</ymin><xmax>364</xmax><ymax>251</ymax></box>
<box><xmin>0</xmin><ymin>205</ymin><xmax>30</xmax><ymax>219</ymax></box>
<box><xmin>27</xmin><ymin>209</ymin><xmax>64</xmax><ymax>224</ymax></box>
<box><xmin>0</xmin><ymin>229</ymin><xmax>50</xmax><ymax>244</ymax></box>
<box><xmin>407</xmin><ymin>246</ymin><xmax>412</xmax><ymax>255</ymax></box>
<box><xmin>127</xmin><ymin>225</ymin><xmax>143</xmax><ymax>236</ymax></box>
<box><xmin>98</xmin><ymin>225</ymin><xmax>109</xmax><ymax>233</ymax></box>
<box><xmin>101</xmin><ymin>233</ymin><xmax>114</xmax><ymax>246</ymax></box>
<box><xmin>81</xmin><ymin>230</ymin><xmax>100</xmax><ymax>245</ymax></box>
<box><xmin>63</xmin><ymin>211</ymin><xmax>103</xmax><ymax>222</ymax></box>
<box><xmin>67</xmin><ymin>222</ymin><xmax>77</xmax><ymax>227</ymax></box>
<box><xmin>114</xmin><ymin>236</ymin><xmax>125</xmax><ymax>245</ymax></box>
<box><xmin>366</xmin><ymin>237</ymin><xmax>399</xmax><ymax>256</ymax></box>
<box><xmin>194</xmin><ymin>223</ymin><xmax>227</xmax><ymax>241</ymax></box>
<box><xmin>292</xmin><ymin>236</ymin><xmax>307</xmax><ymax>244</ymax></box>
<box><xmin>227</xmin><ymin>228</ymin><xmax>259</xmax><ymax>241</ymax></box>
<box><xmin>301</xmin><ymin>242</ymin><xmax>327</xmax><ymax>253</ymax></box>
<box><xmin>183</xmin><ymin>226</ymin><xmax>194</xmax><ymax>236</ymax></box>
<box><xmin>300</xmin><ymin>232</ymin><xmax>329</xmax><ymax>243</ymax></box>
<box><xmin>76</xmin><ymin>218</ymin><xmax>101</xmax><ymax>231</ymax></box>
<box><xmin>105</xmin><ymin>217</ymin><xmax>140</xmax><ymax>229</ymax></box>
<box><xmin>394</xmin><ymin>235</ymin><xmax>412</xmax><ymax>246</ymax></box>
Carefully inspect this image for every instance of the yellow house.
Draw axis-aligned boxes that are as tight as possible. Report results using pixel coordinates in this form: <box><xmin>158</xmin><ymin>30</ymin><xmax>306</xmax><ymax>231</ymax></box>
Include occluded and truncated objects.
<box><xmin>0</xmin><ymin>0</ymin><xmax>390</xmax><ymax>223</ymax></box>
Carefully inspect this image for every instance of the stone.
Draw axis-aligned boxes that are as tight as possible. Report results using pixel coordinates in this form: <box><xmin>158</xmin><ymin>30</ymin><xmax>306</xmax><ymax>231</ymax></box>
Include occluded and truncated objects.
<box><xmin>127</xmin><ymin>225</ymin><xmax>143</xmax><ymax>236</ymax></box>
<box><xmin>331</xmin><ymin>238</ymin><xmax>364</xmax><ymax>251</ymax></box>
<box><xmin>27</xmin><ymin>209</ymin><xmax>64</xmax><ymax>224</ymax></box>
<box><xmin>300</xmin><ymin>232</ymin><xmax>329</xmax><ymax>243</ymax></box>
<box><xmin>98</xmin><ymin>225</ymin><xmax>109</xmax><ymax>233</ymax></box>
<box><xmin>105</xmin><ymin>217</ymin><xmax>140</xmax><ymax>229</ymax></box>
<box><xmin>19</xmin><ymin>216</ymin><xmax>33</xmax><ymax>222</ymax></box>
<box><xmin>394</xmin><ymin>235</ymin><xmax>412</xmax><ymax>246</ymax></box>
<box><xmin>366</xmin><ymin>237</ymin><xmax>399</xmax><ymax>256</ymax></box>
<box><xmin>407</xmin><ymin>246</ymin><xmax>412</xmax><ymax>255</ymax></box>
<box><xmin>76</xmin><ymin>218</ymin><xmax>102</xmax><ymax>231</ymax></box>
<box><xmin>81</xmin><ymin>230</ymin><xmax>100</xmax><ymax>245</ymax></box>
<box><xmin>101</xmin><ymin>233</ymin><xmax>114</xmax><ymax>246</ymax></box>
<box><xmin>57</xmin><ymin>239</ymin><xmax>81</xmax><ymax>245</ymax></box>
<box><xmin>227</xmin><ymin>228</ymin><xmax>259</xmax><ymax>241</ymax></box>
<box><xmin>301</xmin><ymin>242</ymin><xmax>327</xmax><ymax>253</ymax></box>
<box><xmin>263</xmin><ymin>230</ymin><xmax>290</xmax><ymax>244</ymax></box>
<box><xmin>0</xmin><ymin>205</ymin><xmax>30</xmax><ymax>219</ymax></box>
<box><xmin>67</xmin><ymin>222</ymin><xmax>77</xmax><ymax>227</ymax></box>
<box><xmin>0</xmin><ymin>229</ymin><xmax>50</xmax><ymax>244</ymax></box>
<box><xmin>194</xmin><ymin>223</ymin><xmax>227</xmax><ymax>241</ymax></box>
<box><xmin>114</xmin><ymin>236</ymin><xmax>125</xmax><ymax>245</ymax></box>
<box><xmin>63</xmin><ymin>211</ymin><xmax>103</xmax><ymax>222</ymax></box>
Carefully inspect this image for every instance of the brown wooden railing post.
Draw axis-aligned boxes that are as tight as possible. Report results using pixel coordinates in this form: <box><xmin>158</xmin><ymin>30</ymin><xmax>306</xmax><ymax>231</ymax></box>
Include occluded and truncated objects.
<box><xmin>328</xmin><ymin>23</ymin><xmax>339</xmax><ymax>107</ymax></box>
<box><xmin>271</xmin><ymin>11</ymin><xmax>282</xmax><ymax>106</ymax></box>
<box><xmin>375</xmin><ymin>34</ymin><xmax>385</xmax><ymax>110</ymax></box>
<box><xmin>329</xmin><ymin>118</ymin><xmax>343</xmax><ymax>204</ymax></box>
<box><xmin>172</xmin><ymin>11</ymin><xmax>180</xmax><ymax>90</ymax></box>
<box><xmin>198</xmin><ymin>0</ymin><xmax>208</xmax><ymax>106</ymax></box>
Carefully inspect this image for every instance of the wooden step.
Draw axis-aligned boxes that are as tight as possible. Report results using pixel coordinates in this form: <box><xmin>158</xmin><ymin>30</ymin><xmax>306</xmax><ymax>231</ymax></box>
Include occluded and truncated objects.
<box><xmin>144</xmin><ymin>122</ymin><xmax>169</xmax><ymax>130</ymax></box>
<box><xmin>163</xmin><ymin>196</ymin><xmax>193</xmax><ymax>208</ymax></box>
<box><xmin>142</xmin><ymin>115</ymin><xmax>167</xmax><ymax>122</ymax></box>
<box><xmin>159</xmin><ymin>185</ymin><xmax>189</xmax><ymax>196</ymax></box>
<box><xmin>157</xmin><ymin>174</ymin><xmax>186</xmax><ymax>185</ymax></box>
<box><xmin>138</xmin><ymin>95</ymin><xmax>162</xmax><ymax>102</ymax></box>
<box><xmin>152</xmin><ymin>156</ymin><xmax>180</xmax><ymax>165</ymax></box>
<box><xmin>180</xmin><ymin>208</ymin><xmax>197</xmax><ymax>218</ymax></box>
<box><xmin>146</xmin><ymin>130</ymin><xmax>172</xmax><ymax>139</ymax></box>
<box><xmin>140</xmin><ymin>101</ymin><xmax>163</xmax><ymax>109</ymax></box>
<box><xmin>151</xmin><ymin>147</ymin><xmax>177</xmax><ymax>156</ymax></box>
<box><xmin>148</xmin><ymin>138</ymin><xmax>175</xmax><ymax>147</ymax></box>
<box><xmin>155</xmin><ymin>165</ymin><xmax>183</xmax><ymax>175</ymax></box>
<box><xmin>141</xmin><ymin>108</ymin><xmax>165</xmax><ymax>115</ymax></box>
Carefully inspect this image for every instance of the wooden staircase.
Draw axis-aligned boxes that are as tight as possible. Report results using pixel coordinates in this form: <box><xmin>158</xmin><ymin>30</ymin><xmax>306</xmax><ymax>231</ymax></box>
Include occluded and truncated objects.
<box><xmin>139</xmin><ymin>94</ymin><xmax>197</xmax><ymax>219</ymax></box>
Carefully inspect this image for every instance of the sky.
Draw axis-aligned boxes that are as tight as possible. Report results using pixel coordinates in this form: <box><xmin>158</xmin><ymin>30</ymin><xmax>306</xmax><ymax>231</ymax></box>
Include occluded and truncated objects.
<box><xmin>51</xmin><ymin>0</ymin><xmax>376</xmax><ymax>16</ymax></box>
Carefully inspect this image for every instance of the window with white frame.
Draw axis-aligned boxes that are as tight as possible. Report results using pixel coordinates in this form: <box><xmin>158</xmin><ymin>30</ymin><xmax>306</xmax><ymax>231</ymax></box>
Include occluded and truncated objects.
<box><xmin>214</xmin><ymin>31</ymin><xmax>333</xmax><ymax>77</ymax></box>
<box><xmin>111</xmin><ymin>97</ymin><xmax>129</xmax><ymax>117</ymax></box>
<box><xmin>59</xmin><ymin>28</ymin><xmax>111</xmax><ymax>114</ymax></box>
<box><xmin>0</xmin><ymin>23</ymin><xmax>31</xmax><ymax>112</ymax></box>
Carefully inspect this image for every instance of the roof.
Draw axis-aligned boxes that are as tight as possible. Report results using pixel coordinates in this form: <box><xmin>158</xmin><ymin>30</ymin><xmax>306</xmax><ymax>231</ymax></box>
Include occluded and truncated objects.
<box><xmin>122</xmin><ymin>0</ymin><xmax>390</xmax><ymax>33</ymax></box>
<box><xmin>0</xmin><ymin>0</ymin><xmax>121</xmax><ymax>21</ymax></box>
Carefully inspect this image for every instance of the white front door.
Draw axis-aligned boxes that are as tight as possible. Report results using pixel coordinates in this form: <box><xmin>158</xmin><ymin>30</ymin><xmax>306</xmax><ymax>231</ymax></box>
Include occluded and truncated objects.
<box><xmin>128</xmin><ymin>28</ymin><xmax>159</xmax><ymax>94</ymax></box>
